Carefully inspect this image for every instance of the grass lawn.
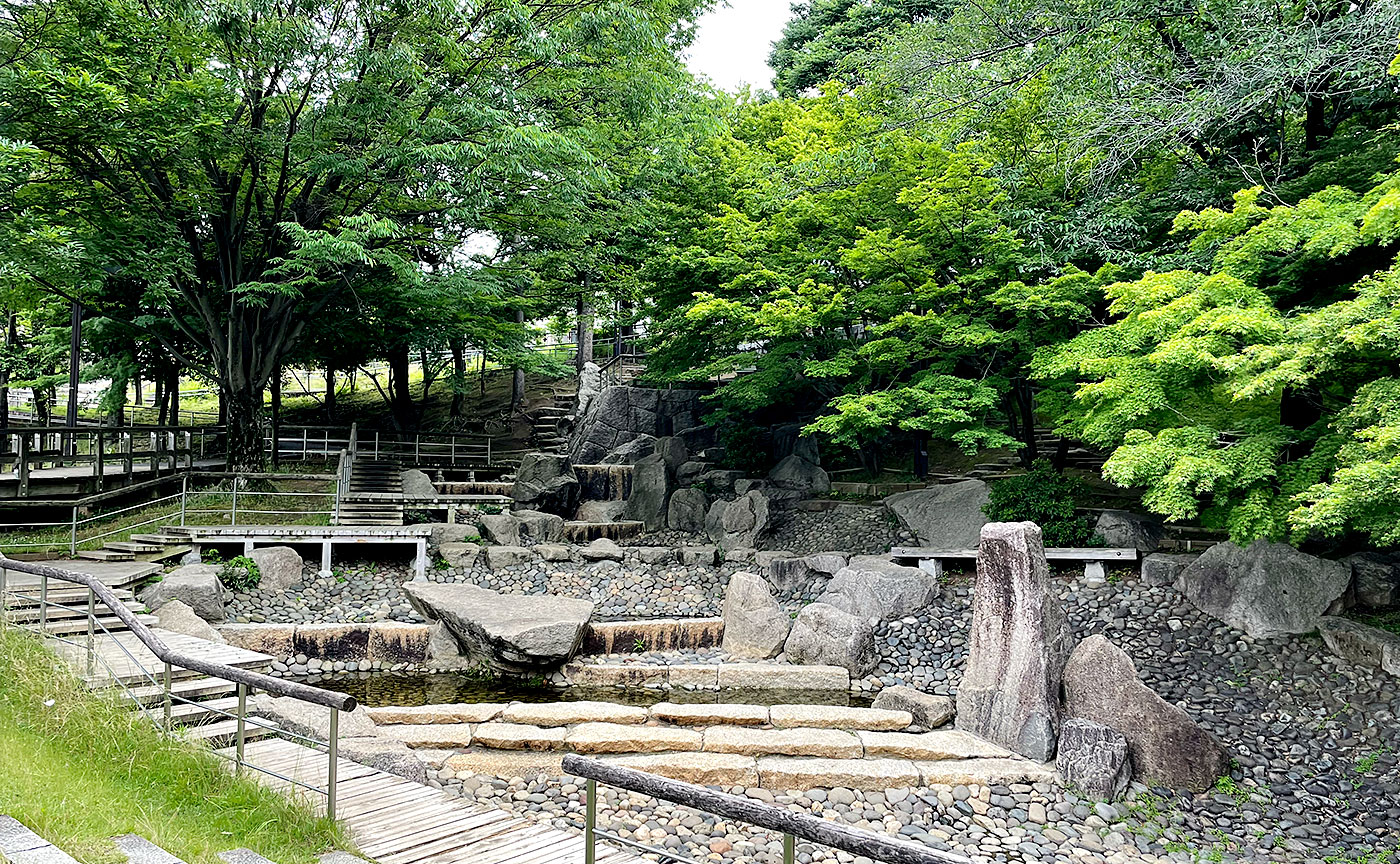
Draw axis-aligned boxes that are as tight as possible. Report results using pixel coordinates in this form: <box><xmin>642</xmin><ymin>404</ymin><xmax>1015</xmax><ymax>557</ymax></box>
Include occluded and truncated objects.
<box><xmin>0</xmin><ymin>628</ymin><xmax>351</xmax><ymax>864</ymax></box>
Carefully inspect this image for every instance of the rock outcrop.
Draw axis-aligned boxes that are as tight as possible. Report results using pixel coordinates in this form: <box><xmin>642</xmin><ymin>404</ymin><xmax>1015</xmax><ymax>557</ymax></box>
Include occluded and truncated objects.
<box><xmin>247</xmin><ymin>546</ymin><xmax>304</xmax><ymax>592</ymax></box>
<box><xmin>1175</xmin><ymin>541</ymin><xmax>1351</xmax><ymax>638</ymax></box>
<box><xmin>667</xmin><ymin>487</ymin><xmax>709</xmax><ymax>533</ymax></box>
<box><xmin>1347</xmin><ymin>552</ymin><xmax>1398</xmax><ymax>608</ymax></box>
<box><xmin>569</xmin><ymin>385</ymin><xmax>706</xmax><ymax>465</ymax></box>
<box><xmin>1062</xmin><ymin>635</ymin><xmax>1227</xmax><ymax>792</ymax></box>
<box><xmin>510</xmin><ymin>453</ymin><xmax>581</xmax><ymax>516</ymax></box>
<box><xmin>767</xmin><ymin>452</ymin><xmax>830</xmax><ymax>496</ymax></box>
<box><xmin>1091</xmin><ymin>510</ymin><xmax>1163</xmax><ymax>552</ymax></box>
<box><xmin>621</xmin><ymin>453</ymin><xmax>673</xmax><ymax>531</ymax></box>
<box><xmin>704</xmin><ymin>491</ymin><xmax>770</xmax><ymax>552</ymax></box>
<box><xmin>883</xmin><ymin>480</ymin><xmax>990</xmax><ymax>548</ymax></box>
<box><xmin>783</xmin><ymin>602</ymin><xmax>877</xmax><ymax>677</ymax></box>
<box><xmin>141</xmin><ymin>564</ymin><xmax>227</xmax><ymax>623</ymax></box>
<box><xmin>720</xmin><ymin>572</ymin><xmax>791</xmax><ymax>659</ymax></box>
<box><xmin>403</xmin><ymin>582</ymin><xmax>593</xmax><ymax>673</ymax></box>
<box><xmin>955</xmin><ymin>522</ymin><xmax>1072</xmax><ymax>762</ymax></box>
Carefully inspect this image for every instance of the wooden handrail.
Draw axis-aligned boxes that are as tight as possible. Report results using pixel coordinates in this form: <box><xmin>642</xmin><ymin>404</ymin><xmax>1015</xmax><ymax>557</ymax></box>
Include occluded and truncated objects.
<box><xmin>562</xmin><ymin>755</ymin><xmax>971</xmax><ymax>864</ymax></box>
<box><xmin>0</xmin><ymin>556</ymin><xmax>356</xmax><ymax>712</ymax></box>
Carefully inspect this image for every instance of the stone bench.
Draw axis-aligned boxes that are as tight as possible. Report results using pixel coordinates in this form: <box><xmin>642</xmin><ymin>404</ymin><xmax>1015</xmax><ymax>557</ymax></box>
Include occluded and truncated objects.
<box><xmin>889</xmin><ymin>546</ymin><xmax>1139</xmax><ymax>582</ymax></box>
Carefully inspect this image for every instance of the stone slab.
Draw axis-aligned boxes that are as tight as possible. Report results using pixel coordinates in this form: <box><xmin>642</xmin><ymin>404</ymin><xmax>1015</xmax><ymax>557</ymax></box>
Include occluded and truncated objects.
<box><xmin>715</xmin><ymin>663</ymin><xmax>849</xmax><ymax>691</ymax></box>
<box><xmin>565</xmin><ymin>663</ymin><xmax>670</xmax><ymax>688</ymax></box>
<box><xmin>445</xmin><ymin>749</ymin><xmax>565</xmax><ymax>778</ymax></box>
<box><xmin>472</xmin><ymin>722</ymin><xmax>568</xmax><ymax>751</ymax></box>
<box><xmin>756</xmin><ymin>757</ymin><xmax>921</xmax><ymax>791</ymax></box>
<box><xmin>218</xmin><ymin>624</ymin><xmax>295</xmax><ymax>657</ymax></box>
<box><xmin>601</xmin><ymin>752</ymin><xmax>759</xmax><ymax>787</ymax></box>
<box><xmin>650</xmin><ymin>702</ymin><xmax>770</xmax><ymax>727</ymax></box>
<box><xmin>366</xmin><ymin>703</ymin><xmax>506</xmax><ymax>725</ymax></box>
<box><xmin>769</xmin><ymin>705</ymin><xmax>912</xmax><ymax>731</ymax></box>
<box><xmin>702</xmin><ymin>726</ymin><xmax>861</xmax><ymax>758</ymax></box>
<box><xmin>500</xmin><ymin>700</ymin><xmax>649</xmax><ymax>726</ymax></box>
<box><xmin>857</xmin><ymin>729</ymin><xmax>1013</xmax><ymax>761</ymax></box>
<box><xmin>565</xmin><ymin>722</ymin><xmax>703</xmax><ymax>754</ymax></box>
<box><xmin>916</xmin><ymin>758</ymin><xmax>1059</xmax><ymax>786</ymax></box>
<box><xmin>667</xmin><ymin>665</ymin><xmax>719</xmax><ymax>689</ymax></box>
<box><xmin>374</xmin><ymin>724</ymin><xmax>474</xmax><ymax>748</ymax></box>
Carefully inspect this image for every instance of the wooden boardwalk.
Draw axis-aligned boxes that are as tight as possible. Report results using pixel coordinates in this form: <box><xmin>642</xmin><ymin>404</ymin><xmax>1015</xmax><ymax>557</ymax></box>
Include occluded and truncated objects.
<box><xmin>50</xmin><ymin>628</ymin><xmax>274</xmax><ymax>684</ymax></box>
<box><xmin>223</xmin><ymin>737</ymin><xmax>642</xmax><ymax>864</ymax></box>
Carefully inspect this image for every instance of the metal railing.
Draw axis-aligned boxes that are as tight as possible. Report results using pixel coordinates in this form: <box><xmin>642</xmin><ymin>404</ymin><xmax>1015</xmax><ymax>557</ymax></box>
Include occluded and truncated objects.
<box><xmin>332</xmin><ymin>423</ymin><xmax>358</xmax><ymax>525</ymax></box>
<box><xmin>0</xmin><ymin>556</ymin><xmax>354</xmax><ymax>818</ymax></box>
<box><xmin>0</xmin><ymin>425</ymin><xmax>223</xmax><ymax>494</ymax></box>
<box><xmin>563</xmin><ymin>755</ymin><xmax>970</xmax><ymax>864</ymax></box>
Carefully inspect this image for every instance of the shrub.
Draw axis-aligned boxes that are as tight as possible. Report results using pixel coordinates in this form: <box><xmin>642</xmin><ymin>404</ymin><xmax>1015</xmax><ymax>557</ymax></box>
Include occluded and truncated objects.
<box><xmin>984</xmin><ymin>461</ymin><xmax>1092</xmax><ymax>547</ymax></box>
<box><xmin>218</xmin><ymin>555</ymin><xmax>262</xmax><ymax>592</ymax></box>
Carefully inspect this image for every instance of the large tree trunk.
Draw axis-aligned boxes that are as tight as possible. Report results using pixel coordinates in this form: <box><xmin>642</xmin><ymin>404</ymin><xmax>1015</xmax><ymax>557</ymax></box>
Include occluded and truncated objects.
<box><xmin>1011</xmin><ymin>379</ymin><xmax>1038</xmax><ymax>469</ymax></box>
<box><xmin>270</xmin><ymin>370</ymin><xmax>281</xmax><ymax>469</ymax></box>
<box><xmin>325</xmin><ymin>367</ymin><xmax>336</xmax><ymax>421</ymax></box>
<box><xmin>449</xmin><ymin>338</ymin><xmax>466</xmax><ymax>417</ymax></box>
<box><xmin>0</xmin><ymin>310</ymin><xmax>11</xmax><ymax>431</ymax></box>
<box><xmin>224</xmin><ymin>386</ymin><xmax>265</xmax><ymax>472</ymax></box>
<box><xmin>388</xmin><ymin>345</ymin><xmax>414</xmax><ymax>430</ymax></box>
<box><xmin>168</xmin><ymin>367</ymin><xmax>180</xmax><ymax>426</ymax></box>
<box><xmin>155</xmin><ymin>373</ymin><xmax>167</xmax><ymax>426</ymax></box>
<box><xmin>512</xmin><ymin>307</ymin><xmax>526</xmax><ymax>410</ymax></box>
<box><xmin>576</xmin><ymin>285</ymin><xmax>594</xmax><ymax>372</ymax></box>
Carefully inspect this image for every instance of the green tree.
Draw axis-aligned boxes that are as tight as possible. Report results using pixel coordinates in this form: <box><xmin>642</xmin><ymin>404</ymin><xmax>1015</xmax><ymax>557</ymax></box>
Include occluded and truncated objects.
<box><xmin>770</xmin><ymin>0</ymin><xmax>948</xmax><ymax>97</ymax></box>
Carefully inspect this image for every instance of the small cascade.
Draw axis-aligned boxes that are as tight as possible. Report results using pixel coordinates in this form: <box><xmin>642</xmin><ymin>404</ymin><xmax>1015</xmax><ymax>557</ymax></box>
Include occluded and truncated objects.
<box><xmin>573</xmin><ymin>464</ymin><xmax>633</xmax><ymax>502</ymax></box>
<box><xmin>564</xmin><ymin>520</ymin><xmax>644</xmax><ymax>542</ymax></box>
<box><xmin>581</xmin><ymin>618</ymin><xmax>725</xmax><ymax>654</ymax></box>
<box><xmin>438</xmin><ymin>481</ymin><xmax>513</xmax><ymax>496</ymax></box>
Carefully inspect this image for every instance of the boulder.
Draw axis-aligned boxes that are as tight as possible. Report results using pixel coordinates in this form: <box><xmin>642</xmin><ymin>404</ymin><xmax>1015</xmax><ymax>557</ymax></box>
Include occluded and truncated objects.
<box><xmin>720</xmin><ymin>572</ymin><xmax>792</xmax><ymax>659</ymax></box>
<box><xmin>1056</xmin><ymin>718</ymin><xmax>1132</xmax><ymax>801</ymax></box>
<box><xmin>574</xmin><ymin>361</ymin><xmax>603</xmax><ymax>420</ymax></box>
<box><xmin>767</xmin><ymin>454</ymin><xmax>830</xmax><ymax>495</ymax></box>
<box><xmin>510</xmin><ymin>453</ymin><xmax>581</xmax><ymax>516</ymax></box>
<box><xmin>1175</xmin><ymin>541</ymin><xmax>1351</xmax><ymax>638</ymax></box>
<box><xmin>249</xmin><ymin>695</ymin><xmax>378</xmax><ymax>740</ymax></box>
<box><xmin>428</xmin><ymin>523</ymin><xmax>480</xmax><ymax>548</ymax></box>
<box><xmin>871</xmin><ymin>685</ymin><xmax>954</xmax><ymax>729</ymax></box>
<box><xmin>767</xmin><ymin>552</ymin><xmax>848</xmax><ymax>594</ymax></box>
<box><xmin>152</xmin><ymin>599</ymin><xmax>225</xmax><ymax>643</ymax></box>
<box><xmin>653</xmin><ymin>436</ymin><xmax>689</xmax><ymax>474</ymax></box>
<box><xmin>883</xmin><ymin>480</ymin><xmax>990</xmax><ymax>548</ymax></box>
<box><xmin>1318</xmin><ymin>616</ymin><xmax>1400</xmax><ymax>669</ymax></box>
<box><xmin>483</xmin><ymin>545</ymin><xmax>535</xmax><ymax>570</ymax></box>
<box><xmin>575</xmin><ymin>500</ymin><xmax>626</xmax><ymax>523</ymax></box>
<box><xmin>338</xmin><ymin>736</ymin><xmax>428</xmax><ymax>783</ymax></box>
<box><xmin>955</xmin><ymin>522</ymin><xmax>1072</xmax><ymax>762</ymax></box>
<box><xmin>1091</xmin><ymin>510</ymin><xmax>1163</xmax><ymax>552</ymax></box>
<box><xmin>676</xmin><ymin>460</ymin><xmax>709</xmax><ymax>486</ymax></box>
<box><xmin>667</xmin><ymin>487</ymin><xmax>709</xmax><ymax>533</ymax></box>
<box><xmin>1347</xmin><ymin>552</ymin><xmax>1398</xmax><ymax>608</ymax></box>
<box><xmin>678</xmin><ymin>545</ymin><xmax>720</xmax><ymax>566</ymax></box>
<box><xmin>783</xmin><ymin>602</ymin><xmax>878</xmax><ymax>677</ymax></box>
<box><xmin>439</xmin><ymin>542</ymin><xmax>481</xmax><ymax>569</ymax></box>
<box><xmin>600</xmin><ymin>435</ymin><xmax>658</xmax><ymax>465</ymax></box>
<box><xmin>636</xmin><ymin>546</ymin><xmax>674</xmax><ymax>565</ymax></box>
<box><xmin>536</xmin><ymin>543</ymin><xmax>573</xmax><ymax>562</ymax></box>
<box><xmin>697</xmin><ymin>470</ymin><xmax>745</xmax><ymax>494</ymax></box>
<box><xmin>141</xmin><ymin>564</ymin><xmax>227</xmax><ymax>623</ymax></box>
<box><xmin>704</xmin><ymin>491</ymin><xmax>770</xmax><ymax>552</ymax></box>
<box><xmin>1140</xmin><ymin>553</ymin><xmax>1198</xmax><ymax>587</ymax></box>
<box><xmin>512</xmin><ymin>509</ymin><xmax>566</xmax><ymax>543</ymax></box>
<box><xmin>817</xmin><ymin>556</ymin><xmax>939</xmax><ymax>621</ymax></box>
<box><xmin>569</xmin><ymin>385</ymin><xmax>706</xmax><ymax>465</ymax></box>
<box><xmin>403</xmin><ymin>582</ymin><xmax>594</xmax><ymax>673</ymax></box>
<box><xmin>580</xmin><ymin>538</ymin><xmax>624</xmax><ymax>562</ymax></box>
<box><xmin>479</xmin><ymin>514</ymin><xmax>521</xmax><ymax>546</ymax></box>
<box><xmin>1062</xmin><ymin>635</ymin><xmax>1227</xmax><ymax>792</ymax></box>
<box><xmin>400</xmin><ymin>469</ymin><xmax>438</xmax><ymax>498</ymax></box>
<box><xmin>621</xmin><ymin>453</ymin><xmax>672</xmax><ymax>531</ymax></box>
<box><xmin>247</xmin><ymin>546</ymin><xmax>304</xmax><ymax>592</ymax></box>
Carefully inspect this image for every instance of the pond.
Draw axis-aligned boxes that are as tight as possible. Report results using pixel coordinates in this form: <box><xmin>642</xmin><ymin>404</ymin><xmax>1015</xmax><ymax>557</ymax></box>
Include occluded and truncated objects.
<box><xmin>300</xmin><ymin>670</ymin><xmax>873</xmax><ymax>709</ymax></box>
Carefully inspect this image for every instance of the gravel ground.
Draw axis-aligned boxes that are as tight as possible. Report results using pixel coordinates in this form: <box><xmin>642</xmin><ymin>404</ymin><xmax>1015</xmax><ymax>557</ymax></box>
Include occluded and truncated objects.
<box><xmin>764</xmin><ymin>505</ymin><xmax>900</xmax><ymax>557</ymax></box>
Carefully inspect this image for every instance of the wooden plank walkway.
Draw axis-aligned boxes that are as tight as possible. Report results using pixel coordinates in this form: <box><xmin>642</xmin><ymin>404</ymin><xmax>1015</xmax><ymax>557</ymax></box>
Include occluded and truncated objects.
<box><xmin>49</xmin><ymin>628</ymin><xmax>274</xmax><ymax>685</ymax></box>
<box><xmin>223</xmin><ymin>737</ymin><xmax>643</xmax><ymax>864</ymax></box>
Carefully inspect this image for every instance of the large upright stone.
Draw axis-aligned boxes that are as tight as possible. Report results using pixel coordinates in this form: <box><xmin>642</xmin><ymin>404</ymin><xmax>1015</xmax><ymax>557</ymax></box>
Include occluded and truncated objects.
<box><xmin>1347</xmin><ymin>552</ymin><xmax>1398</xmax><ymax>608</ymax></box>
<box><xmin>667</xmin><ymin>487</ymin><xmax>709</xmax><ymax>533</ymax></box>
<box><xmin>767</xmin><ymin>454</ymin><xmax>830</xmax><ymax>495</ymax></box>
<box><xmin>140</xmin><ymin>564</ymin><xmax>227</xmax><ymax>623</ymax></box>
<box><xmin>1091</xmin><ymin>510</ymin><xmax>1163</xmax><ymax>552</ymax></box>
<box><xmin>479</xmin><ymin>513</ymin><xmax>521</xmax><ymax>546</ymax></box>
<box><xmin>1062</xmin><ymin>635</ymin><xmax>1227</xmax><ymax>792</ymax></box>
<box><xmin>1175</xmin><ymin>540</ymin><xmax>1351</xmax><ymax>638</ymax></box>
<box><xmin>247</xmin><ymin>546</ymin><xmax>304</xmax><ymax>592</ymax></box>
<box><xmin>721</xmin><ymin>572</ymin><xmax>791</xmax><ymax>659</ymax></box>
<box><xmin>955</xmin><ymin>522</ymin><xmax>1071</xmax><ymax>762</ymax></box>
<box><xmin>511</xmin><ymin>509</ymin><xmax>565</xmax><ymax>543</ymax></box>
<box><xmin>818</xmin><ymin>556</ymin><xmax>939</xmax><ymax>621</ymax></box>
<box><xmin>511</xmin><ymin>453</ymin><xmax>581</xmax><ymax>516</ymax></box>
<box><xmin>1056</xmin><ymin>718</ymin><xmax>1131</xmax><ymax>801</ymax></box>
<box><xmin>403</xmin><ymin>582</ymin><xmax>594</xmax><ymax>673</ymax></box>
<box><xmin>705</xmin><ymin>491</ymin><xmax>771</xmax><ymax>552</ymax></box>
<box><xmin>401</xmin><ymin>469</ymin><xmax>437</xmax><ymax>498</ymax></box>
<box><xmin>622</xmin><ymin>453</ymin><xmax>672</xmax><ymax>531</ymax></box>
<box><xmin>783</xmin><ymin>602</ymin><xmax>877</xmax><ymax>677</ymax></box>
<box><xmin>883</xmin><ymin>480</ymin><xmax>990</xmax><ymax>548</ymax></box>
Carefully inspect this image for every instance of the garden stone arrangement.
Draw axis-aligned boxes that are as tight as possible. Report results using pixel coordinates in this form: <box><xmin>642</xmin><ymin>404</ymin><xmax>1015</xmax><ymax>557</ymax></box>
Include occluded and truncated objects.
<box><xmin>134</xmin><ymin>436</ymin><xmax>1400</xmax><ymax>864</ymax></box>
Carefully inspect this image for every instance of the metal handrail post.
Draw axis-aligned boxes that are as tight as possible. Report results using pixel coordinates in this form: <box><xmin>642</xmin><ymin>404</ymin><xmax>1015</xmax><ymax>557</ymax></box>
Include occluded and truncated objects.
<box><xmin>236</xmin><ymin>683</ymin><xmax>247</xmax><ymax>774</ymax></box>
<box><xmin>487</xmin><ymin>436</ymin><xmax>492</xmax><ymax>466</ymax></box>
<box><xmin>39</xmin><ymin>571</ymin><xmax>48</xmax><ymax>632</ymax></box>
<box><xmin>0</xmin><ymin>565</ymin><xmax>7</xmax><ymax>630</ymax></box>
<box><xmin>327</xmin><ymin>707</ymin><xmax>339</xmax><ymax>819</ymax></box>
<box><xmin>231</xmin><ymin>483</ymin><xmax>239</xmax><ymax>526</ymax></box>
<box><xmin>69</xmin><ymin>506</ymin><xmax>78</xmax><ymax>557</ymax></box>
<box><xmin>180</xmin><ymin>474</ymin><xmax>188</xmax><ymax>526</ymax></box>
<box><xmin>163</xmin><ymin>662</ymin><xmax>173</xmax><ymax>730</ymax></box>
<box><xmin>86</xmin><ymin>587</ymin><xmax>96</xmax><ymax>678</ymax></box>
<box><xmin>585</xmin><ymin>778</ymin><xmax>597</xmax><ymax>864</ymax></box>
<box><xmin>783</xmin><ymin>832</ymin><xmax>795</xmax><ymax>864</ymax></box>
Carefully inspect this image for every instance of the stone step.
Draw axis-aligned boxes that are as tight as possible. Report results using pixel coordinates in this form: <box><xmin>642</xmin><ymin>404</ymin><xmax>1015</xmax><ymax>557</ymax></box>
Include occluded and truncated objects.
<box><xmin>500</xmin><ymin>700</ymin><xmax>648</xmax><ymax>727</ymax></box>
<box><xmin>76</xmin><ymin>549</ymin><xmax>136</xmax><ymax>561</ymax></box>
<box><xmin>114</xmin><ymin>834</ymin><xmax>187</xmax><ymax>864</ymax></box>
<box><xmin>856</xmin><ymin>729</ymin><xmax>1014</xmax><ymax>761</ymax></box>
<box><xmin>600</xmin><ymin>752</ymin><xmax>759</xmax><ymax>787</ymax></box>
<box><xmin>565</xmin><ymin>722</ymin><xmax>702</xmax><ymax>755</ymax></box>
<box><xmin>130</xmin><ymin>533</ymin><xmax>190</xmax><ymax>545</ymax></box>
<box><xmin>0</xmin><ymin>815</ymin><xmax>81</xmax><ymax>864</ymax></box>
<box><xmin>703</xmin><ymin>726</ymin><xmax>862</xmax><ymax>759</ymax></box>
<box><xmin>756</xmin><ymin>756</ymin><xmax>922</xmax><ymax>791</ymax></box>
<box><xmin>376</xmin><ymin>724</ymin><xmax>474</xmax><ymax>748</ymax></box>
<box><xmin>768</xmin><ymin>705</ymin><xmax>911</xmax><ymax>731</ymax></box>
<box><xmin>105</xmin><ymin>541</ymin><xmax>165</xmax><ymax>554</ymax></box>
<box><xmin>649</xmin><ymin>702</ymin><xmax>769</xmax><ymax>727</ymax></box>
<box><xmin>366</xmin><ymin>703</ymin><xmax>506</xmax><ymax>725</ymax></box>
<box><xmin>218</xmin><ymin>849</ymin><xmax>280</xmax><ymax>864</ymax></box>
<box><xmin>471</xmin><ymin>722</ymin><xmax>567</xmax><ymax>751</ymax></box>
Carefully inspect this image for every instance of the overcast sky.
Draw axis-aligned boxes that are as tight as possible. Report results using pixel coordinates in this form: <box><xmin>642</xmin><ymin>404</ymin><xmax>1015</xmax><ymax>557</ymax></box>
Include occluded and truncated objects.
<box><xmin>686</xmin><ymin>0</ymin><xmax>794</xmax><ymax>92</ymax></box>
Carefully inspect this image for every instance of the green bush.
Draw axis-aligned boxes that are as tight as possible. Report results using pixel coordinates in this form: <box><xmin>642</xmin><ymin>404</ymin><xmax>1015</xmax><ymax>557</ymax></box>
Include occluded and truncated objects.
<box><xmin>983</xmin><ymin>461</ymin><xmax>1092</xmax><ymax>547</ymax></box>
<box><xmin>218</xmin><ymin>555</ymin><xmax>262</xmax><ymax>592</ymax></box>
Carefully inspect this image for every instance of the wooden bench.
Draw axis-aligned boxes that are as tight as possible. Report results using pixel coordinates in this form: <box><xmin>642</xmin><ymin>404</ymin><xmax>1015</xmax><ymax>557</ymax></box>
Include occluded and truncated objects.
<box><xmin>889</xmin><ymin>546</ymin><xmax>1138</xmax><ymax>582</ymax></box>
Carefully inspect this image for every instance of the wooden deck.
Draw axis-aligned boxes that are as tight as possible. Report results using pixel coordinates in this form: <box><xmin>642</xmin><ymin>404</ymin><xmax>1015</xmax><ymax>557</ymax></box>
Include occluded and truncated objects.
<box><xmin>49</xmin><ymin>628</ymin><xmax>274</xmax><ymax>685</ymax></box>
<box><xmin>223</xmin><ymin>737</ymin><xmax>642</xmax><ymax>864</ymax></box>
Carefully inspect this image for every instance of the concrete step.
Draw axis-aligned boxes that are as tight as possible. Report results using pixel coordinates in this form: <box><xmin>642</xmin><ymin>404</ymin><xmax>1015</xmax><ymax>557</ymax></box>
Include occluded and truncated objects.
<box><xmin>77</xmin><ymin>549</ymin><xmax>135</xmax><ymax>561</ymax></box>
<box><xmin>0</xmin><ymin>815</ymin><xmax>81</xmax><ymax>864</ymax></box>
<box><xmin>114</xmin><ymin>834</ymin><xmax>186</xmax><ymax>864</ymax></box>
<box><xmin>105</xmin><ymin>541</ymin><xmax>165</xmax><ymax>554</ymax></box>
<box><xmin>130</xmin><ymin>533</ymin><xmax>190</xmax><ymax>545</ymax></box>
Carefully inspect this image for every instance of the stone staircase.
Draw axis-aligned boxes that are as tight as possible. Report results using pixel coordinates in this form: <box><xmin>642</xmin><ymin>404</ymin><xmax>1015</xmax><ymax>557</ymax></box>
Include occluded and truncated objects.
<box><xmin>337</xmin><ymin>457</ymin><xmax>405</xmax><ymax>526</ymax></box>
<box><xmin>0</xmin><ymin>816</ymin><xmax>333</xmax><ymax>864</ymax></box>
<box><xmin>76</xmin><ymin>533</ymin><xmax>193</xmax><ymax>563</ymax></box>
<box><xmin>529</xmin><ymin>388</ymin><xmax>577</xmax><ymax>455</ymax></box>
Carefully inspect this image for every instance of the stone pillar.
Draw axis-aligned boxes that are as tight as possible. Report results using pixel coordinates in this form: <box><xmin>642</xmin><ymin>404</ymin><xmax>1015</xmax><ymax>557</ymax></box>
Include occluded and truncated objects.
<box><xmin>955</xmin><ymin>521</ymin><xmax>1073</xmax><ymax>761</ymax></box>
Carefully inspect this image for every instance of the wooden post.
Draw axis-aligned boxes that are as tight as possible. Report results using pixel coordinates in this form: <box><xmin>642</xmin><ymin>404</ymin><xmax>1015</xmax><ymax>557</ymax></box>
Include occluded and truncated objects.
<box><xmin>123</xmin><ymin>430</ymin><xmax>133</xmax><ymax>479</ymax></box>
<box><xmin>95</xmin><ymin>429</ymin><xmax>105</xmax><ymax>492</ymax></box>
<box><xmin>17</xmin><ymin>435</ymin><xmax>28</xmax><ymax>497</ymax></box>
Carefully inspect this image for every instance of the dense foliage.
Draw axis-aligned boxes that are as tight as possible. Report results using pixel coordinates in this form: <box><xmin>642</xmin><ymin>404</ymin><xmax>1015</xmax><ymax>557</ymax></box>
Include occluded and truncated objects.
<box><xmin>983</xmin><ymin>461</ymin><xmax>1092</xmax><ymax>547</ymax></box>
